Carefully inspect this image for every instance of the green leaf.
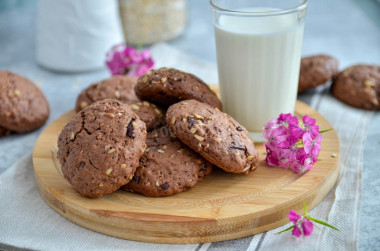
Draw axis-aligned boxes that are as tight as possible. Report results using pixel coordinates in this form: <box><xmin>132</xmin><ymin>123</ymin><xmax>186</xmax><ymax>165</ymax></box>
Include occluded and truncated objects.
<box><xmin>303</xmin><ymin>202</ymin><xmax>308</xmax><ymax>216</ymax></box>
<box><xmin>276</xmin><ymin>225</ymin><xmax>294</xmax><ymax>234</ymax></box>
<box><xmin>296</xmin><ymin>139</ymin><xmax>304</xmax><ymax>148</ymax></box>
<box><xmin>306</xmin><ymin>216</ymin><xmax>340</xmax><ymax>231</ymax></box>
<box><xmin>319</xmin><ymin>128</ymin><xmax>333</xmax><ymax>134</ymax></box>
<box><xmin>317</xmin><ymin>158</ymin><xmax>322</xmax><ymax>161</ymax></box>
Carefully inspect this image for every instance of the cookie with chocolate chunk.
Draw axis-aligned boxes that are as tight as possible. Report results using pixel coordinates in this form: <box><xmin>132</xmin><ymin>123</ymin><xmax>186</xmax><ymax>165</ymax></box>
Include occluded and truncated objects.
<box><xmin>298</xmin><ymin>54</ymin><xmax>339</xmax><ymax>93</ymax></box>
<box><xmin>129</xmin><ymin>101</ymin><xmax>165</xmax><ymax>131</ymax></box>
<box><xmin>75</xmin><ymin>75</ymin><xmax>139</xmax><ymax>112</ymax></box>
<box><xmin>331</xmin><ymin>64</ymin><xmax>380</xmax><ymax>110</ymax></box>
<box><xmin>0</xmin><ymin>71</ymin><xmax>49</xmax><ymax>133</ymax></box>
<box><xmin>166</xmin><ymin>99</ymin><xmax>259</xmax><ymax>174</ymax></box>
<box><xmin>57</xmin><ymin>99</ymin><xmax>147</xmax><ymax>198</ymax></box>
<box><xmin>123</xmin><ymin>126</ymin><xmax>212</xmax><ymax>197</ymax></box>
<box><xmin>135</xmin><ymin>68</ymin><xmax>222</xmax><ymax>109</ymax></box>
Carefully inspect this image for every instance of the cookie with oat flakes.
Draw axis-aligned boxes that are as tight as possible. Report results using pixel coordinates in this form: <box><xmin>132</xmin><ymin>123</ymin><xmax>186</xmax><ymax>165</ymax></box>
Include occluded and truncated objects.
<box><xmin>123</xmin><ymin>126</ymin><xmax>212</xmax><ymax>197</ymax></box>
<box><xmin>75</xmin><ymin>75</ymin><xmax>139</xmax><ymax>112</ymax></box>
<box><xmin>331</xmin><ymin>64</ymin><xmax>380</xmax><ymax>110</ymax></box>
<box><xmin>0</xmin><ymin>71</ymin><xmax>49</xmax><ymax>132</ymax></box>
<box><xmin>166</xmin><ymin>99</ymin><xmax>258</xmax><ymax>174</ymax></box>
<box><xmin>57</xmin><ymin>99</ymin><xmax>146</xmax><ymax>198</ymax></box>
<box><xmin>298</xmin><ymin>54</ymin><xmax>339</xmax><ymax>93</ymax></box>
<box><xmin>135</xmin><ymin>68</ymin><xmax>222</xmax><ymax>109</ymax></box>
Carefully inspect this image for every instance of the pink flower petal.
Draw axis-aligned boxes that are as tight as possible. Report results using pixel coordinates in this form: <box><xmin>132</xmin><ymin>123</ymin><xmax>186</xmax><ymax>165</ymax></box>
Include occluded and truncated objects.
<box><xmin>292</xmin><ymin>224</ymin><xmax>302</xmax><ymax>237</ymax></box>
<box><xmin>288</xmin><ymin>209</ymin><xmax>301</xmax><ymax>224</ymax></box>
<box><xmin>301</xmin><ymin>219</ymin><xmax>314</xmax><ymax>236</ymax></box>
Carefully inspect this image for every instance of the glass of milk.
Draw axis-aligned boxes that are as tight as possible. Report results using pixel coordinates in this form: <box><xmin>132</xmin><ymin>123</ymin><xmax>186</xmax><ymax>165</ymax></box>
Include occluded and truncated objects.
<box><xmin>210</xmin><ymin>0</ymin><xmax>307</xmax><ymax>141</ymax></box>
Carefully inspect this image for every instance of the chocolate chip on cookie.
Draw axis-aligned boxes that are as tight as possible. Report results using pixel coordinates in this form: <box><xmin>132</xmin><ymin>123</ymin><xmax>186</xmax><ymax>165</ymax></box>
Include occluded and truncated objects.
<box><xmin>331</xmin><ymin>64</ymin><xmax>380</xmax><ymax>110</ymax></box>
<box><xmin>0</xmin><ymin>71</ymin><xmax>49</xmax><ymax>132</ymax></box>
<box><xmin>57</xmin><ymin>99</ymin><xmax>147</xmax><ymax>198</ymax></box>
<box><xmin>75</xmin><ymin>75</ymin><xmax>139</xmax><ymax>112</ymax></box>
<box><xmin>135</xmin><ymin>68</ymin><xmax>222</xmax><ymax>109</ymax></box>
<box><xmin>298</xmin><ymin>54</ymin><xmax>339</xmax><ymax>93</ymax></box>
<box><xmin>129</xmin><ymin>101</ymin><xmax>165</xmax><ymax>131</ymax></box>
<box><xmin>123</xmin><ymin>126</ymin><xmax>212</xmax><ymax>197</ymax></box>
<box><xmin>166</xmin><ymin>99</ymin><xmax>259</xmax><ymax>174</ymax></box>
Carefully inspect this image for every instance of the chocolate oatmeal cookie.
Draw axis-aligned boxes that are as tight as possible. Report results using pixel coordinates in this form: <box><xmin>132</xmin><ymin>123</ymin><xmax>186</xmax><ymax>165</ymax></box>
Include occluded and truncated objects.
<box><xmin>331</xmin><ymin>64</ymin><xmax>380</xmax><ymax>110</ymax></box>
<box><xmin>57</xmin><ymin>99</ymin><xmax>147</xmax><ymax>198</ymax></box>
<box><xmin>75</xmin><ymin>75</ymin><xmax>139</xmax><ymax>112</ymax></box>
<box><xmin>298</xmin><ymin>54</ymin><xmax>339</xmax><ymax>93</ymax></box>
<box><xmin>129</xmin><ymin>101</ymin><xmax>165</xmax><ymax>131</ymax></box>
<box><xmin>123</xmin><ymin>126</ymin><xmax>212</xmax><ymax>197</ymax></box>
<box><xmin>0</xmin><ymin>71</ymin><xmax>49</xmax><ymax>132</ymax></box>
<box><xmin>166</xmin><ymin>99</ymin><xmax>259</xmax><ymax>174</ymax></box>
<box><xmin>135</xmin><ymin>68</ymin><xmax>222</xmax><ymax>109</ymax></box>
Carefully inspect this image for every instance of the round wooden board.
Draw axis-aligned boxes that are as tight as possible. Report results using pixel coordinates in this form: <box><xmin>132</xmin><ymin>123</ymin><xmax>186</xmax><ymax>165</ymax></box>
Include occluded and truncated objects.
<box><xmin>33</xmin><ymin>89</ymin><xmax>339</xmax><ymax>244</ymax></box>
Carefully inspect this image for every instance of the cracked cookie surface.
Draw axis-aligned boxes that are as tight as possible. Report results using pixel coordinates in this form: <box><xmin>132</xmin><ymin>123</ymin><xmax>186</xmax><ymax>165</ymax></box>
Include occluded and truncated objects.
<box><xmin>0</xmin><ymin>71</ymin><xmax>49</xmax><ymax>132</ymax></box>
<box><xmin>57</xmin><ymin>99</ymin><xmax>147</xmax><ymax>198</ymax></box>
<box><xmin>75</xmin><ymin>76</ymin><xmax>140</xmax><ymax>112</ymax></box>
<box><xmin>298</xmin><ymin>54</ymin><xmax>339</xmax><ymax>93</ymax></box>
<box><xmin>331</xmin><ymin>64</ymin><xmax>380</xmax><ymax>110</ymax></box>
<box><xmin>135</xmin><ymin>68</ymin><xmax>222</xmax><ymax>109</ymax></box>
<box><xmin>123</xmin><ymin>126</ymin><xmax>212</xmax><ymax>197</ymax></box>
<box><xmin>166</xmin><ymin>99</ymin><xmax>259</xmax><ymax>174</ymax></box>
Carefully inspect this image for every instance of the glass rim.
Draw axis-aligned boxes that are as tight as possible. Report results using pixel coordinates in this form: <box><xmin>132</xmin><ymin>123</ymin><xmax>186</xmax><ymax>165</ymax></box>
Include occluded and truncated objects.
<box><xmin>209</xmin><ymin>0</ymin><xmax>308</xmax><ymax>16</ymax></box>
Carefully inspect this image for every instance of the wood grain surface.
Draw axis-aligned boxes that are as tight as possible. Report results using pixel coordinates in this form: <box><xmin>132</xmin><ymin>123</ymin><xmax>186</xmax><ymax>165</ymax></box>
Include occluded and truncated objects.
<box><xmin>32</xmin><ymin>86</ymin><xmax>340</xmax><ymax>243</ymax></box>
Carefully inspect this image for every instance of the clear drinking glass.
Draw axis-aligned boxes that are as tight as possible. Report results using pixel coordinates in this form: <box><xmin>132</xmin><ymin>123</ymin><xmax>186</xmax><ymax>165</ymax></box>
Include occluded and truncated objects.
<box><xmin>210</xmin><ymin>0</ymin><xmax>307</xmax><ymax>141</ymax></box>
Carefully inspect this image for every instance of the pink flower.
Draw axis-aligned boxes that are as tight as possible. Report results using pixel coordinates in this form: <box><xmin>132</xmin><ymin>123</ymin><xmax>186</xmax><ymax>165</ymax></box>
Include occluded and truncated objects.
<box><xmin>292</xmin><ymin>225</ymin><xmax>302</xmax><ymax>237</ymax></box>
<box><xmin>277</xmin><ymin>113</ymin><xmax>299</xmax><ymax>129</ymax></box>
<box><xmin>105</xmin><ymin>44</ymin><xmax>154</xmax><ymax>77</ymax></box>
<box><xmin>287</xmin><ymin>209</ymin><xmax>314</xmax><ymax>238</ymax></box>
<box><xmin>280</xmin><ymin>203</ymin><xmax>338</xmax><ymax>238</ymax></box>
<box><xmin>288</xmin><ymin>209</ymin><xmax>301</xmax><ymax>224</ymax></box>
<box><xmin>301</xmin><ymin>220</ymin><xmax>314</xmax><ymax>236</ymax></box>
<box><xmin>263</xmin><ymin>113</ymin><xmax>324</xmax><ymax>173</ymax></box>
<box><xmin>302</xmin><ymin>115</ymin><xmax>319</xmax><ymax>136</ymax></box>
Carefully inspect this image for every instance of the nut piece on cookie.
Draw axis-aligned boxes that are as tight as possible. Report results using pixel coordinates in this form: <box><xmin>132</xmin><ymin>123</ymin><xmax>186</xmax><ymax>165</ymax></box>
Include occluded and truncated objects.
<box><xmin>57</xmin><ymin>99</ymin><xmax>147</xmax><ymax>198</ymax></box>
<box><xmin>128</xmin><ymin>101</ymin><xmax>166</xmax><ymax>131</ymax></box>
<box><xmin>331</xmin><ymin>64</ymin><xmax>380</xmax><ymax>110</ymax></box>
<box><xmin>166</xmin><ymin>99</ymin><xmax>259</xmax><ymax>174</ymax></box>
<box><xmin>0</xmin><ymin>71</ymin><xmax>49</xmax><ymax>133</ymax></box>
<box><xmin>75</xmin><ymin>75</ymin><xmax>139</xmax><ymax>112</ymax></box>
<box><xmin>123</xmin><ymin>126</ymin><xmax>213</xmax><ymax>197</ymax></box>
<box><xmin>298</xmin><ymin>54</ymin><xmax>339</xmax><ymax>93</ymax></box>
<box><xmin>135</xmin><ymin>68</ymin><xmax>222</xmax><ymax>109</ymax></box>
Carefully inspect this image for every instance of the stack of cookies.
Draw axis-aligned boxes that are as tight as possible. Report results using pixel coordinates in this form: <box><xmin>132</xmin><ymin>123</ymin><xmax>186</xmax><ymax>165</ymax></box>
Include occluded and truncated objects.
<box><xmin>57</xmin><ymin>68</ymin><xmax>259</xmax><ymax>198</ymax></box>
<box><xmin>0</xmin><ymin>71</ymin><xmax>49</xmax><ymax>137</ymax></box>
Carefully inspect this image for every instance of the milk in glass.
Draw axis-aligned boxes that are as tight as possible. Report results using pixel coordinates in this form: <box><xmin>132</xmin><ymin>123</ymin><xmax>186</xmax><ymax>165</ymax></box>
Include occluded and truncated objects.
<box><xmin>214</xmin><ymin>8</ymin><xmax>304</xmax><ymax>133</ymax></box>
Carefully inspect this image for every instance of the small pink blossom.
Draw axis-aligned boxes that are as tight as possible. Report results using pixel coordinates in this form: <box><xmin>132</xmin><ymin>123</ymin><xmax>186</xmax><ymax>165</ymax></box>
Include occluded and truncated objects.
<box><xmin>301</xmin><ymin>220</ymin><xmax>314</xmax><ymax>236</ymax></box>
<box><xmin>288</xmin><ymin>209</ymin><xmax>301</xmax><ymax>224</ymax></box>
<box><xmin>292</xmin><ymin>225</ymin><xmax>302</xmax><ymax>237</ymax></box>
<box><xmin>262</xmin><ymin>113</ymin><xmax>325</xmax><ymax>173</ymax></box>
<box><xmin>288</xmin><ymin>209</ymin><xmax>313</xmax><ymax>238</ymax></box>
<box><xmin>302</xmin><ymin>115</ymin><xmax>319</xmax><ymax>136</ymax></box>
<box><xmin>105</xmin><ymin>44</ymin><xmax>154</xmax><ymax>77</ymax></box>
<box><xmin>279</xmin><ymin>203</ymin><xmax>338</xmax><ymax>238</ymax></box>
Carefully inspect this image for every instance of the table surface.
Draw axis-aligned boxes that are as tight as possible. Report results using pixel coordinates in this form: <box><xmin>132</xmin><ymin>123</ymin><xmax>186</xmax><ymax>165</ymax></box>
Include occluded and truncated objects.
<box><xmin>0</xmin><ymin>0</ymin><xmax>379</xmax><ymax>250</ymax></box>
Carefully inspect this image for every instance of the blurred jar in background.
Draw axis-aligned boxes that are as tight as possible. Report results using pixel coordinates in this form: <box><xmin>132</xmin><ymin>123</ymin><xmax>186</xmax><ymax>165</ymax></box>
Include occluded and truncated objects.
<box><xmin>36</xmin><ymin>0</ymin><xmax>124</xmax><ymax>72</ymax></box>
<box><xmin>118</xmin><ymin>0</ymin><xmax>187</xmax><ymax>45</ymax></box>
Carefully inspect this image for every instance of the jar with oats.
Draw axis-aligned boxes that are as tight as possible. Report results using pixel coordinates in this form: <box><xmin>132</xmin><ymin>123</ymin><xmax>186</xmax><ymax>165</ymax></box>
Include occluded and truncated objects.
<box><xmin>118</xmin><ymin>0</ymin><xmax>187</xmax><ymax>45</ymax></box>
